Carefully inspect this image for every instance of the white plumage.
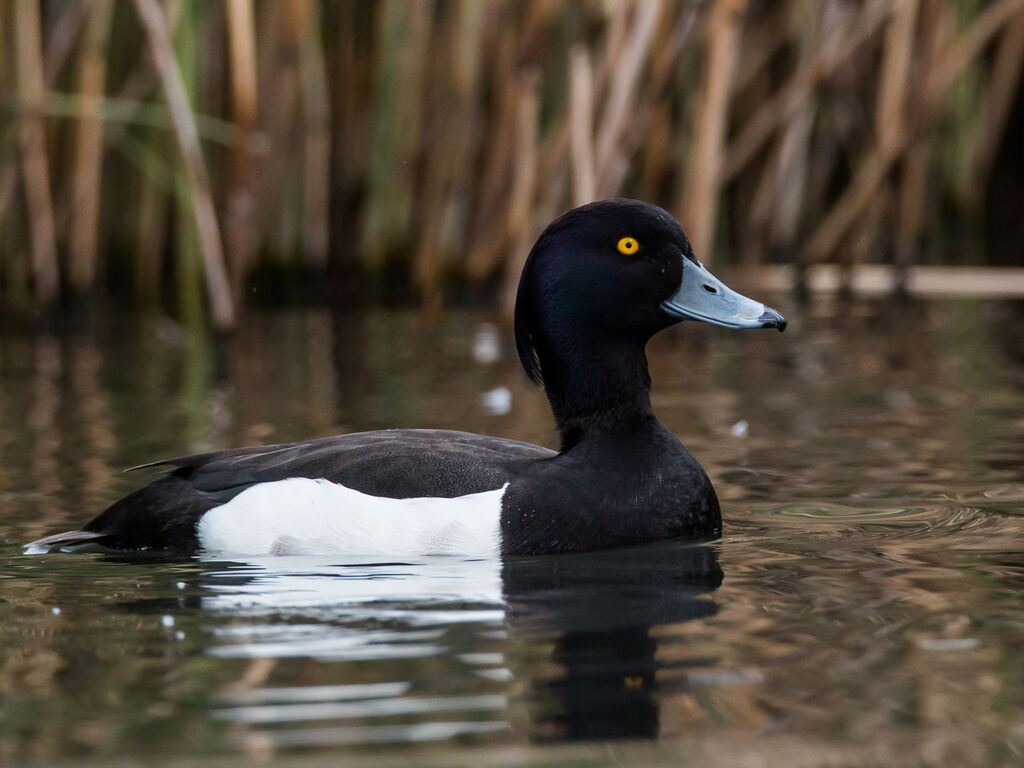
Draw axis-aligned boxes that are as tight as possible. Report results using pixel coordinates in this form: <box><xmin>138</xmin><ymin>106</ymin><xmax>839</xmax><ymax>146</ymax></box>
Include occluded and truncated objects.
<box><xmin>196</xmin><ymin>478</ymin><xmax>506</xmax><ymax>557</ymax></box>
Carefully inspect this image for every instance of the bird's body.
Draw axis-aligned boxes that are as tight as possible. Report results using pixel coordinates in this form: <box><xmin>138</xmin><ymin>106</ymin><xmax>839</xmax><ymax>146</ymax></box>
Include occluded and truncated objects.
<box><xmin>28</xmin><ymin>200</ymin><xmax>784</xmax><ymax>557</ymax></box>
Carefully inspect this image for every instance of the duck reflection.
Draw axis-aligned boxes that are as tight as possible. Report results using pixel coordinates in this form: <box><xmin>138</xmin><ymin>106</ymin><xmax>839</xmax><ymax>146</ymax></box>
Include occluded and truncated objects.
<box><xmin>502</xmin><ymin>541</ymin><xmax>722</xmax><ymax>741</ymax></box>
<box><xmin>102</xmin><ymin>540</ymin><xmax>721</xmax><ymax>746</ymax></box>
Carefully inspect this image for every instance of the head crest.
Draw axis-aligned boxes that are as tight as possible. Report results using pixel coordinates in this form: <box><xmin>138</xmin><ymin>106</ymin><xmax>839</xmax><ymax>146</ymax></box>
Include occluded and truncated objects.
<box><xmin>514</xmin><ymin>240</ymin><xmax>544</xmax><ymax>385</ymax></box>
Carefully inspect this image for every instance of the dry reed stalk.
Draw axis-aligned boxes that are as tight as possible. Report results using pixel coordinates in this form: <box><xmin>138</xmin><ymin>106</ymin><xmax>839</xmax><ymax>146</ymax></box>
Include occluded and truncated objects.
<box><xmin>69</xmin><ymin>0</ymin><xmax>115</xmax><ymax>296</ymax></box>
<box><xmin>682</xmin><ymin>0</ymin><xmax>747</xmax><ymax>264</ymax></box>
<box><xmin>298</xmin><ymin>0</ymin><xmax>330</xmax><ymax>267</ymax></box>
<box><xmin>895</xmin><ymin>0</ymin><xmax>945</xmax><ymax>286</ymax></box>
<box><xmin>14</xmin><ymin>0</ymin><xmax>60</xmax><ymax>308</ymax></box>
<box><xmin>113</xmin><ymin>0</ymin><xmax>187</xmax><ymax>105</ymax></box>
<box><xmin>746</xmin><ymin>96</ymin><xmax>814</xmax><ymax>266</ymax></box>
<box><xmin>134</xmin><ymin>0</ymin><xmax>235</xmax><ymax>329</ymax></box>
<box><xmin>225</xmin><ymin>0</ymin><xmax>258</xmax><ymax>301</ymax></box>
<box><xmin>325</xmin><ymin>0</ymin><xmax>379</xmax><ymax>297</ymax></box>
<box><xmin>805</xmin><ymin>140</ymin><xmax>905</xmax><ymax>264</ymax></box>
<box><xmin>452</xmin><ymin>0</ymin><xmax>487</xmax><ymax>93</ymax></box>
<box><xmin>569</xmin><ymin>46</ymin><xmax>596</xmax><ymax>205</ymax></box>
<box><xmin>640</xmin><ymin>101</ymin><xmax>672</xmax><ymax>196</ymax></box>
<box><xmin>327</xmin><ymin>0</ymin><xmax>358</xmax><ymax>185</ymax></box>
<box><xmin>771</xmin><ymin>103</ymin><xmax>814</xmax><ymax>251</ymax></box>
<box><xmin>720</xmin><ymin>0</ymin><xmax>892</xmax><ymax>185</ymax></box>
<box><xmin>412</xmin><ymin>0</ymin><xmax>487</xmax><ymax>307</ymax></box>
<box><xmin>636</xmin><ymin>6</ymin><xmax>693</xmax><ymax>193</ymax></box>
<box><xmin>171</xmin><ymin>0</ymin><xmax>204</xmax><ymax>329</ymax></box>
<box><xmin>411</xmin><ymin>12</ymin><xmax>457</xmax><ymax>311</ymax></box>
<box><xmin>746</xmin><ymin>3</ymin><xmax>819</xmax><ymax>263</ymax></box>
<box><xmin>597</xmin><ymin>0</ymin><xmax>628</xmax><ymax>89</ymax></box>
<box><xmin>876</xmin><ymin>0</ymin><xmax>919</xmax><ymax>151</ymax></box>
<box><xmin>463</xmin><ymin>60</ymin><xmax>510</xmax><ymax>276</ymax></box>
<box><xmin>1</xmin><ymin>2</ymin><xmax>89</xmax><ymax>239</ymax></box>
<box><xmin>465</xmin><ymin>19</ymin><xmax>519</xmax><ymax>280</ymax></box>
<box><xmin>328</xmin><ymin>0</ymin><xmax>376</xmax><ymax>188</ymax></box>
<box><xmin>535</xmin><ymin>118</ymin><xmax>570</xmax><ymax>201</ymax></box>
<box><xmin>520</xmin><ymin>0</ymin><xmax>561</xmax><ymax>60</ymax></box>
<box><xmin>530</xmin><ymin>9</ymin><xmax>591</xmax><ymax>191</ymax></box>
<box><xmin>732</xmin><ymin>0</ymin><xmax>791</xmax><ymax>94</ymax></box>
<box><xmin>42</xmin><ymin>1</ymin><xmax>90</xmax><ymax>84</ymax></box>
<box><xmin>594</xmin><ymin>0</ymin><xmax>662</xmax><ymax>197</ymax></box>
<box><xmin>253</xmin><ymin>1</ymin><xmax>300</xmax><ymax>259</ymax></box>
<box><xmin>501</xmin><ymin>71</ymin><xmax>540</xmax><ymax>317</ymax></box>
<box><xmin>445</xmin><ymin>0</ymin><xmax>487</xmax><ymax>236</ymax></box>
<box><xmin>805</xmin><ymin>0</ymin><xmax>1024</xmax><ymax>262</ymax></box>
<box><xmin>967</xmin><ymin>5</ymin><xmax>1024</xmax><ymax>197</ymax></box>
<box><xmin>361</xmin><ymin>0</ymin><xmax>434</xmax><ymax>267</ymax></box>
<box><xmin>623</xmin><ymin>4</ymin><xmax>699</xmax><ymax>193</ymax></box>
<box><xmin>928</xmin><ymin>0</ymin><xmax>1024</xmax><ymax>99</ymax></box>
<box><xmin>873</xmin><ymin>0</ymin><xmax>918</xmax><ymax>285</ymax></box>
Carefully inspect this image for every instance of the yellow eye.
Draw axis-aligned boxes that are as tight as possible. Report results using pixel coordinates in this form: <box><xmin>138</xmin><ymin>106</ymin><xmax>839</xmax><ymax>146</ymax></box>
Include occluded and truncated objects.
<box><xmin>617</xmin><ymin>237</ymin><xmax>639</xmax><ymax>255</ymax></box>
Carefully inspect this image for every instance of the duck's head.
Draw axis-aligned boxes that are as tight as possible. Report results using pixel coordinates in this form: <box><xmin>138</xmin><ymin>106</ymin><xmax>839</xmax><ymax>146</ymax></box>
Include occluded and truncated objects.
<box><xmin>515</xmin><ymin>199</ymin><xmax>786</xmax><ymax>388</ymax></box>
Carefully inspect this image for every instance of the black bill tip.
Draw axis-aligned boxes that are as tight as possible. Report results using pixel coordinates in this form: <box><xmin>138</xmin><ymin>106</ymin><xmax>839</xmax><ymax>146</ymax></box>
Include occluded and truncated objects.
<box><xmin>759</xmin><ymin>307</ymin><xmax>787</xmax><ymax>332</ymax></box>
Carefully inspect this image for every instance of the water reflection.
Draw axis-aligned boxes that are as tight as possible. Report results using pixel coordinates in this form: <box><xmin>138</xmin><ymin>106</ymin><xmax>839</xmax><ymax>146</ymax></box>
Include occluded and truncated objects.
<box><xmin>104</xmin><ymin>542</ymin><xmax>721</xmax><ymax>748</ymax></box>
<box><xmin>503</xmin><ymin>543</ymin><xmax>721</xmax><ymax>741</ymax></box>
<box><xmin>199</xmin><ymin>555</ymin><xmax>503</xmax><ymax>626</ymax></box>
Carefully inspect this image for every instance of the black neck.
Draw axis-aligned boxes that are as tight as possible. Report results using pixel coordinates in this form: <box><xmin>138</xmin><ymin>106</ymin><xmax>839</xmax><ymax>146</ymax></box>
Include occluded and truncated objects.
<box><xmin>538</xmin><ymin>338</ymin><xmax>656</xmax><ymax>451</ymax></box>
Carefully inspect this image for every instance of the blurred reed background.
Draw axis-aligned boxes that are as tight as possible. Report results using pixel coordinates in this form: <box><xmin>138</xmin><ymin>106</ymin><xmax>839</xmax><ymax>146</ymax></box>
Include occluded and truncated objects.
<box><xmin>2</xmin><ymin>0</ymin><xmax>1023</xmax><ymax>330</ymax></box>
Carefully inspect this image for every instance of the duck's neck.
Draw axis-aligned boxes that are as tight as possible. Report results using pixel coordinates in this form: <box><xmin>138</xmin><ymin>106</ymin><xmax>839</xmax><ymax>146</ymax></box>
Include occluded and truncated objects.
<box><xmin>540</xmin><ymin>339</ymin><xmax>656</xmax><ymax>452</ymax></box>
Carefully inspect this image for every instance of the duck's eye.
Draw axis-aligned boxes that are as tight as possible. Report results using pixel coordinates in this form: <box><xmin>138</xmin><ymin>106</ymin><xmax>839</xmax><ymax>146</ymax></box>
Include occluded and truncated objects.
<box><xmin>617</xmin><ymin>237</ymin><xmax>640</xmax><ymax>255</ymax></box>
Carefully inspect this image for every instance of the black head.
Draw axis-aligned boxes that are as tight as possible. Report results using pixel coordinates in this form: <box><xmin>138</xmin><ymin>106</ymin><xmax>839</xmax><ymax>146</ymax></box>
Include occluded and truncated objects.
<box><xmin>514</xmin><ymin>199</ymin><xmax>785</xmax><ymax>387</ymax></box>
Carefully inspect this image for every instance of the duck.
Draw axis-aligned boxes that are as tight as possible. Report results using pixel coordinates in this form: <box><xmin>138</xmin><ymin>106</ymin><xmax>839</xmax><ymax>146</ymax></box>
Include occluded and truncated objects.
<box><xmin>27</xmin><ymin>199</ymin><xmax>785</xmax><ymax>558</ymax></box>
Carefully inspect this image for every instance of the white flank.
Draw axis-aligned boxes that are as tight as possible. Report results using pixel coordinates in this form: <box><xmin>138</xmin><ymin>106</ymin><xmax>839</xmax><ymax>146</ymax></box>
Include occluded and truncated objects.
<box><xmin>197</xmin><ymin>478</ymin><xmax>506</xmax><ymax>557</ymax></box>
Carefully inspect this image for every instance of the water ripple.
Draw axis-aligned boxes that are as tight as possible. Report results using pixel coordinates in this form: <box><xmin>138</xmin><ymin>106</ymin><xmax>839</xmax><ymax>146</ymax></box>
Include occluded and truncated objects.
<box><xmin>738</xmin><ymin>502</ymin><xmax>1024</xmax><ymax>544</ymax></box>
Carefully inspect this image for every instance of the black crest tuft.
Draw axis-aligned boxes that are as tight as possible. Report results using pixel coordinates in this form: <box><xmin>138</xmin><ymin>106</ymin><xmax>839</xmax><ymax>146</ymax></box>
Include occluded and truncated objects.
<box><xmin>514</xmin><ymin>238</ymin><xmax>544</xmax><ymax>385</ymax></box>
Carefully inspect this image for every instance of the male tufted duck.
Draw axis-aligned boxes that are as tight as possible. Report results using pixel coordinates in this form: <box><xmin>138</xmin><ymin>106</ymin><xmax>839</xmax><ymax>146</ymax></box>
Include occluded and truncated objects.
<box><xmin>27</xmin><ymin>199</ymin><xmax>785</xmax><ymax>557</ymax></box>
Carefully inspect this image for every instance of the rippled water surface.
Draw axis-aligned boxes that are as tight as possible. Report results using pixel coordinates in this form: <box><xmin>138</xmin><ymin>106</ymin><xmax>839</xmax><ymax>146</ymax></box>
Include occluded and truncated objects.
<box><xmin>2</xmin><ymin>298</ymin><xmax>1023</xmax><ymax>767</ymax></box>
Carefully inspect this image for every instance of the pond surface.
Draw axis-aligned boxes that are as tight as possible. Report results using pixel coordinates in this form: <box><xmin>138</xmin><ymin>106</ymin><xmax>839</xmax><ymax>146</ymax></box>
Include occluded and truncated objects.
<box><xmin>1</xmin><ymin>297</ymin><xmax>1023</xmax><ymax>767</ymax></box>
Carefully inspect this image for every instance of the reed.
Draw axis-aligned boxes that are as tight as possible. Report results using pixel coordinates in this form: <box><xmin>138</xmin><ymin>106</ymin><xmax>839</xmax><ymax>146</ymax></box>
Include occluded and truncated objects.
<box><xmin>134</xmin><ymin>0</ymin><xmax>234</xmax><ymax>328</ymax></box>
<box><xmin>13</xmin><ymin>0</ymin><xmax>59</xmax><ymax>310</ymax></box>
<box><xmin>1</xmin><ymin>0</ymin><xmax>1023</xmax><ymax>326</ymax></box>
<box><xmin>683</xmin><ymin>0</ymin><xmax>746</xmax><ymax>265</ymax></box>
<box><xmin>69</xmin><ymin>0</ymin><xmax>114</xmax><ymax>297</ymax></box>
<box><xmin>569</xmin><ymin>46</ymin><xmax>595</xmax><ymax>206</ymax></box>
<box><xmin>224</xmin><ymin>0</ymin><xmax>258</xmax><ymax>303</ymax></box>
<box><xmin>299</xmin><ymin>0</ymin><xmax>330</xmax><ymax>269</ymax></box>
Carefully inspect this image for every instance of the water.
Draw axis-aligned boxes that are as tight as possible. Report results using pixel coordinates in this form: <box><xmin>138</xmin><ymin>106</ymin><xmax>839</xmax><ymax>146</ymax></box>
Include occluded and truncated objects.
<box><xmin>2</xmin><ymin>298</ymin><xmax>1023</xmax><ymax>767</ymax></box>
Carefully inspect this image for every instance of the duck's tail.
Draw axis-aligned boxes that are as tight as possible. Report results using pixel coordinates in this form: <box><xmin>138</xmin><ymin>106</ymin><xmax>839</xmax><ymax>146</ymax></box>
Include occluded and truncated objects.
<box><xmin>24</xmin><ymin>529</ymin><xmax>109</xmax><ymax>554</ymax></box>
<box><xmin>25</xmin><ymin>475</ymin><xmax>215</xmax><ymax>555</ymax></box>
